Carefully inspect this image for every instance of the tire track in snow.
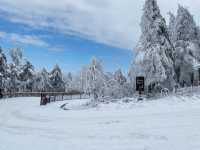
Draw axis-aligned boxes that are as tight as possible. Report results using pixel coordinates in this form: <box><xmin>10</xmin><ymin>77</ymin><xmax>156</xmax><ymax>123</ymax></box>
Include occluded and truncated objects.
<box><xmin>0</xmin><ymin>99</ymin><xmax>70</xmax><ymax>141</ymax></box>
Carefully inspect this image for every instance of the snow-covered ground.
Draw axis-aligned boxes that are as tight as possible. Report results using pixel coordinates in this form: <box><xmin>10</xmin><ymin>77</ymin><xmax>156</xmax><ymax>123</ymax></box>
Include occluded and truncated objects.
<box><xmin>1</xmin><ymin>93</ymin><xmax>200</xmax><ymax>150</ymax></box>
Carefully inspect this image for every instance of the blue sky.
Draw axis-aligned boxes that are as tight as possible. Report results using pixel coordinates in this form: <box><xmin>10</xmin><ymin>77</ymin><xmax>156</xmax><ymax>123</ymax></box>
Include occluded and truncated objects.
<box><xmin>0</xmin><ymin>17</ymin><xmax>133</xmax><ymax>74</ymax></box>
<box><xmin>0</xmin><ymin>0</ymin><xmax>199</xmax><ymax>74</ymax></box>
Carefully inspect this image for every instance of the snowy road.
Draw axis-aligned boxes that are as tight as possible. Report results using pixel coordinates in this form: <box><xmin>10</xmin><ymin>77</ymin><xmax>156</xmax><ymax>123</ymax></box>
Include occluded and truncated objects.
<box><xmin>1</xmin><ymin>96</ymin><xmax>200</xmax><ymax>150</ymax></box>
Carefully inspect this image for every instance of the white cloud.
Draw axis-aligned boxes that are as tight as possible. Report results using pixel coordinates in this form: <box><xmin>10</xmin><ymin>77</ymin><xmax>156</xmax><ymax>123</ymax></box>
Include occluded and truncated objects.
<box><xmin>48</xmin><ymin>46</ymin><xmax>65</xmax><ymax>52</ymax></box>
<box><xmin>0</xmin><ymin>31</ymin><xmax>49</xmax><ymax>47</ymax></box>
<box><xmin>0</xmin><ymin>31</ymin><xmax>6</xmax><ymax>38</ymax></box>
<box><xmin>0</xmin><ymin>0</ymin><xmax>199</xmax><ymax>49</ymax></box>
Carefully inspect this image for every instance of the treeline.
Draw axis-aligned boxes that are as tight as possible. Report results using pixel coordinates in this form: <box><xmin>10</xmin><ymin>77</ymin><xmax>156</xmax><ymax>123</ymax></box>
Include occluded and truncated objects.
<box><xmin>0</xmin><ymin>48</ymin><xmax>65</xmax><ymax>93</ymax></box>
<box><xmin>0</xmin><ymin>48</ymin><xmax>132</xmax><ymax>99</ymax></box>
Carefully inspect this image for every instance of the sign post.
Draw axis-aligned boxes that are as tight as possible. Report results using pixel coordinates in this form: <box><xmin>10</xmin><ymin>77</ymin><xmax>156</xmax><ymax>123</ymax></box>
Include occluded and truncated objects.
<box><xmin>0</xmin><ymin>89</ymin><xmax>3</xmax><ymax>99</ymax></box>
<box><xmin>136</xmin><ymin>76</ymin><xmax>145</xmax><ymax>101</ymax></box>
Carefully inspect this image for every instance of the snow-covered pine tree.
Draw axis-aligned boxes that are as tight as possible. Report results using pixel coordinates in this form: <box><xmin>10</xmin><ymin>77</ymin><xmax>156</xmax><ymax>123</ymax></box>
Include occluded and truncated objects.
<box><xmin>168</xmin><ymin>12</ymin><xmax>176</xmax><ymax>42</ymax></box>
<box><xmin>132</xmin><ymin>0</ymin><xmax>175</xmax><ymax>93</ymax></box>
<box><xmin>0</xmin><ymin>47</ymin><xmax>9</xmax><ymax>92</ymax></box>
<box><xmin>49</xmin><ymin>64</ymin><xmax>65</xmax><ymax>92</ymax></box>
<box><xmin>171</xmin><ymin>6</ymin><xmax>200</xmax><ymax>86</ymax></box>
<box><xmin>64</xmin><ymin>72</ymin><xmax>73</xmax><ymax>92</ymax></box>
<box><xmin>8</xmin><ymin>63</ymin><xmax>20</xmax><ymax>93</ymax></box>
<box><xmin>33</xmin><ymin>68</ymin><xmax>52</xmax><ymax>92</ymax></box>
<box><xmin>8</xmin><ymin>48</ymin><xmax>24</xmax><ymax>93</ymax></box>
<box><xmin>0</xmin><ymin>48</ymin><xmax>7</xmax><ymax>74</ymax></box>
<box><xmin>10</xmin><ymin>48</ymin><xmax>23</xmax><ymax>66</ymax></box>
<box><xmin>18</xmin><ymin>60</ymin><xmax>35</xmax><ymax>92</ymax></box>
<box><xmin>197</xmin><ymin>27</ymin><xmax>200</xmax><ymax>41</ymax></box>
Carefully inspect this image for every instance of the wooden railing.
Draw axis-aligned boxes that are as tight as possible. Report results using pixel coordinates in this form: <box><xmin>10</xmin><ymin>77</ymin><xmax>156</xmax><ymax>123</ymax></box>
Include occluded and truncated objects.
<box><xmin>1</xmin><ymin>91</ymin><xmax>90</xmax><ymax>100</ymax></box>
<box><xmin>3</xmin><ymin>91</ymin><xmax>80</xmax><ymax>96</ymax></box>
<box><xmin>1</xmin><ymin>91</ymin><xmax>91</xmax><ymax>105</ymax></box>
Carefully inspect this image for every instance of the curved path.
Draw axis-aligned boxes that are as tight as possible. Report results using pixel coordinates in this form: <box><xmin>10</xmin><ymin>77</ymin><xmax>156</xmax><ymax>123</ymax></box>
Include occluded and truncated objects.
<box><xmin>1</xmin><ymin>96</ymin><xmax>200</xmax><ymax>150</ymax></box>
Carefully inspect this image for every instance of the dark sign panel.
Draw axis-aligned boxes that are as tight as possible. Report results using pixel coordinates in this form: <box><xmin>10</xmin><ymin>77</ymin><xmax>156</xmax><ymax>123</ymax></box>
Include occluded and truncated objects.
<box><xmin>0</xmin><ymin>89</ymin><xmax>3</xmax><ymax>99</ymax></box>
<box><xmin>136</xmin><ymin>76</ymin><xmax>145</xmax><ymax>92</ymax></box>
<box><xmin>198</xmin><ymin>68</ymin><xmax>200</xmax><ymax>82</ymax></box>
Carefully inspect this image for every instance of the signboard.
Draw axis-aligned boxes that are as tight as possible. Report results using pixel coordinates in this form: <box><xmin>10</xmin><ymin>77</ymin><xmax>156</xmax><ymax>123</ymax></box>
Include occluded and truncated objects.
<box><xmin>136</xmin><ymin>76</ymin><xmax>145</xmax><ymax>92</ymax></box>
<box><xmin>0</xmin><ymin>89</ymin><xmax>3</xmax><ymax>99</ymax></box>
<box><xmin>198</xmin><ymin>68</ymin><xmax>200</xmax><ymax>82</ymax></box>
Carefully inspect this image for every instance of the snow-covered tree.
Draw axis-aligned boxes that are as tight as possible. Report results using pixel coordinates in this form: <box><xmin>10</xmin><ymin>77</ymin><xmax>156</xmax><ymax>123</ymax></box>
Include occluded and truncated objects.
<box><xmin>131</xmin><ymin>0</ymin><xmax>175</xmax><ymax>93</ymax></box>
<box><xmin>0</xmin><ymin>47</ymin><xmax>7</xmax><ymax>75</ymax></box>
<box><xmin>172</xmin><ymin>6</ymin><xmax>200</xmax><ymax>86</ymax></box>
<box><xmin>114</xmin><ymin>69</ymin><xmax>127</xmax><ymax>85</ymax></box>
<box><xmin>168</xmin><ymin>12</ymin><xmax>176</xmax><ymax>42</ymax></box>
<box><xmin>128</xmin><ymin>64</ymin><xmax>136</xmax><ymax>93</ymax></box>
<box><xmin>18</xmin><ymin>60</ymin><xmax>35</xmax><ymax>92</ymax></box>
<box><xmin>10</xmin><ymin>48</ymin><xmax>23</xmax><ymax>66</ymax></box>
<box><xmin>67</xmin><ymin>72</ymin><xmax>73</xmax><ymax>82</ymax></box>
<box><xmin>85</xmin><ymin>57</ymin><xmax>107</xmax><ymax>101</ymax></box>
<box><xmin>49</xmin><ymin>64</ymin><xmax>65</xmax><ymax>92</ymax></box>
<box><xmin>7</xmin><ymin>63</ymin><xmax>20</xmax><ymax>92</ymax></box>
<box><xmin>105</xmin><ymin>69</ymin><xmax>131</xmax><ymax>98</ymax></box>
<box><xmin>33</xmin><ymin>68</ymin><xmax>52</xmax><ymax>92</ymax></box>
<box><xmin>78</xmin><ymin>66</ymin><xmax>89</xmax><ymax>93</ymax></box>
<box><xmin>64</xmin><ymin>72</ymin><xmax>73</xmax><ymax>92</ymax></box>
<box><xmin>174</xmin><ymin>6</ymin><xmax>200</xmax><ymax>44</ymax></box>
<box><xmin>0</xmin><ymin>47</ymin><xmax>9</xmax><ymax>92</ymax></box>
<box><xmin>197</xmin><ymin>27</ymin><xmax>200</xmax><ymax>41</ymax></box>
<box><xmin>114</xmin><ymin>69</ymin><xmax>132</xmax><ymax>97</ymax></box>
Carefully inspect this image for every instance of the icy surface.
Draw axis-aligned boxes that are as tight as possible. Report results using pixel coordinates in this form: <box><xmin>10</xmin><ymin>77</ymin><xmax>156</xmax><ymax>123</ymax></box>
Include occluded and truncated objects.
<box><xmin>1</xmin><ymin>95</ymin><xmax>200</xmax><ymax>150</ymax></box>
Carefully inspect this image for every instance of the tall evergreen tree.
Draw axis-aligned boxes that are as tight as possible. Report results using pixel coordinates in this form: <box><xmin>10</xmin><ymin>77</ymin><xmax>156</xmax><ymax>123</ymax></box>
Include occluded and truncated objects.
<box><xmin>132</xmin><ymin>0</ymin><xmax>175</xmax><ymax>92</ymax></box>
<box><xmin>168</xmin><ymin>12</ymin><xmax>176</xmax><ymax>42</ymax></box>
<box><xmin>50</xmin><ymin>65</ymin><xmax>65</xmax><ymax>92</ymax></box>
<box><xmin>18</xmin><ymin>60</ymin><xmax>35</xmax><ymax>92</ymax></box>
<box><xmin>8</xmin><ymin>63</ymin><xmax>20</xmax><ymax>92</ymax></box>
<box><xmin>8</xmin><ymin>48</ymin><xmax>24</xmax><ymax>92</ymax></box>
<box><xmin>0</xmin><ymin>47</ymin><xmax>8</xmax><ymax>91</ymax></box>
<box><xmin>0</xmin><ymin>47</ymin><xmax>7</xmax><ymax>75</ymax></box>
<box><xmin>172</xmin><ymin>6</ymin><xmax>200</xmax><ymax>86</ymax></box>
<box><xmin>10</xmin><ymin>48</ymin><xmax>23</xmax><ymax>66</ymax></box>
